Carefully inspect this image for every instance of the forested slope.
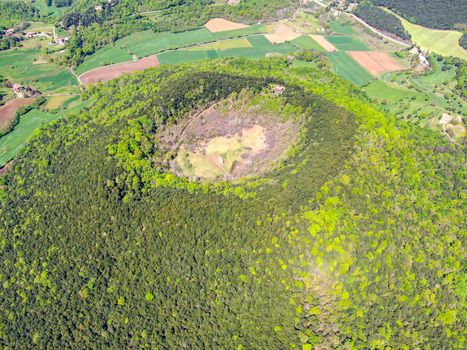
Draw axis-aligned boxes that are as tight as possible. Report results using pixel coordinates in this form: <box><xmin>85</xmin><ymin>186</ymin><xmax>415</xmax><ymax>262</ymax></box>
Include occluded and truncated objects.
<box><xmin>354</xmin><ymin>3</ymin><xmax>410</xmax><ymax>40</ymax></box>
<box><xmin>0</xmin><ymin>58</ymin><xmax>464</xmax><ymax>348</ymax></box>
<box><xmin>370</xmin><ymin>0</ymin><xmax>467</xmax><ymax>30</ymax></box>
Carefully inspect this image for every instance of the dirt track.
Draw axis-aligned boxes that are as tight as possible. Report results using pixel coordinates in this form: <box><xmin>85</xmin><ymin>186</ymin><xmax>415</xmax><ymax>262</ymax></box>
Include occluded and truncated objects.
<box><xmin>80</xmin><ymin>56</ymin><xmax>160</xmax><ymax>86</ymax></box>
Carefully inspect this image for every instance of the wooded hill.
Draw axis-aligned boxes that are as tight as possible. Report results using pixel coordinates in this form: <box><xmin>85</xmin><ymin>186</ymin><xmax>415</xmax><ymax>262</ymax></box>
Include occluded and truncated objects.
<box><xmin>0</xmin><ymin>58</ymin><xmax>464</xmax><ymax>349</ymax></box>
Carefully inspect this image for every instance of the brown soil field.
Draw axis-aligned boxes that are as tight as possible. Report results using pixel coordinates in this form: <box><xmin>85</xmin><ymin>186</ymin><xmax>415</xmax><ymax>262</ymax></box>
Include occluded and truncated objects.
<box><xmin>265</xmin><ymin>24</ymin><xmax>301</xmax><ymax>44</ymax></box>
<box><xmin>80</xmin><ymin>56</ymin><xmax>160</xmax><ymax>86</ymax></box>
<box><xmin>309</xmin><ymin>34</ymin><xmax>337</xmax><ymax>52</ymax></box>
<box><xmin>204</xmin><ymin>18</ymin><xmax>249</xmax><ymax>32</ymax></box>
<box><xmin>348</xmin><ymin>51</ymin><xmax>404</xmax><ymax>75</ymax></box>
<box><xmin>158</xmin><ymin>102</ymin><xmax>300</xmax><ymax>180</ymax></box>
<box><xmin>0</xmin><ymin>98</ymin><xmax>36</xmax><ymax>131</ymax></box>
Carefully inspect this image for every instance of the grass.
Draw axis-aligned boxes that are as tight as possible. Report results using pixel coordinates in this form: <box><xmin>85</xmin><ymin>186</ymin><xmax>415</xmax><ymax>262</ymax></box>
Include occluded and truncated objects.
<box><xmin>45</xmin><ymin>95</ymin><xmax>80</xmax><ymax>111</ymax></box>
<box><xmin>327</xmin><ymin>51</ymin><xmax>373</xmax><ymax>86</ymax></box>
<box><xmin>77</xmin><ymin>24</ymin><xmax>270</xmax><ymax>74</ymax></box>
<box><xmin>330</xmin><ymin>20</ymin><xmax>355</xmax><ymax>35</ymax></box>
<box><xmin>176</xmin><ymin>125</ymin><xmax>266</xmax><ymax>180</ymax></box>
<box><xmin>285</xmin><ymin>12</ymin><xmax>323</xmax><ymax>34</ymax></box>
<box><xmin>76</xmin><ymin>46</ymin><xmax>133</xmax><ymax>75</ymax></box>
<box><xmin>385</xmin><ymin>9</ymin><xmax>467</xmax><ymax>60</ymax></box>
<box><xmin>33</xmin><ymin>1</ymin><xmax>70</xmax><ymax>16</ymax></box>
<box><xmin>186</xmin><ymin>38</ymin><xmax>251</xmax><ymax>51</ymax></box>
<box><xmin>0</xmin><ymin>48</ymin><xmax>78</xmax><ymax>93</ymax></box>
<box><xmin>290</xmin><ymin>35</ymin><xmax>326</xmax><ymax>51</ymax></box>
<box><xmin>157</xmin><ymin>50</ymin><xmax>219</xmax><ymax>65</ymax></box>
<box><xmin>365</xmin><ymin>57</ymin><xmax>467</xmax><ymax>124</ymax></box>
<box><xmin>325</xmin><ymin>35</ymin><xmax>369</xmax><ymax>51</ymax></box>
<box><xmin>0</xmin><ymin>109</ymin><xmax>58</xmax><ymax>166</ymax></box>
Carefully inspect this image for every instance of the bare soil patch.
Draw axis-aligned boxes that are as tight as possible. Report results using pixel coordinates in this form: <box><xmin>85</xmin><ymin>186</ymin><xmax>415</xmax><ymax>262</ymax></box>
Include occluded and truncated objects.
<box><xmin>204</xmin><ymin>18</ymin><xmax>249</xmax><ymax>32</ymax></box>
<box><xmin>348</xmin><ymin>51</ymin><xmax>404</xmax><ymax>75</ymax></box>
<box><xmin>265</xmin><ymin>23</ymin><xmax>301</xmax><ymax>44</ymax></box>
<box><xmin>0</xmin><ymin>98</ymin><xmax>36</xmax><ymax>131</ymax></box>
<box><xmin>309</xmin><ymin>34</ymin><xmax>337</xmax><ymax>52</ymax></box>
<box><xmin>158</xmin><ymin>103</ymin><xmax>300</xmax><ymax>181</ymax></box>
<box><xmin>80</xmin><ymin>56</ymin><xmax>160</xmax><ymax>86</ymax></box>
<box><xmin>0</xmin><ymin>160</ymin><xmax>14</xmax><ymax>177</ymax></box>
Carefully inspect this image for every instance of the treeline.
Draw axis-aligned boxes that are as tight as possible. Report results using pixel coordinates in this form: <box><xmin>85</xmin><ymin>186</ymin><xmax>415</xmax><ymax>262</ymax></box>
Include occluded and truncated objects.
<box><xmin>0</xmin><ymin>35</ymin><xmax>22</xmax><ymax>51</ymax></box>
<box><xmin>370</xmin><ymin>0</ymin><xmax>467</xmax><ymax>31</ymax></box>
<box><xmin>0</xmin><ymin>1</ymin><xmax>39</xmax><ymax>29</ymax></box>
<box><xmin>354</xmin><ymin>3</ymin><xmax>410</xmax><ymax>40</ymax></box>
<box><xmin>54</xmin><ymin>0</ymin><xmax>74</xmax><ymax>7</ymax></box>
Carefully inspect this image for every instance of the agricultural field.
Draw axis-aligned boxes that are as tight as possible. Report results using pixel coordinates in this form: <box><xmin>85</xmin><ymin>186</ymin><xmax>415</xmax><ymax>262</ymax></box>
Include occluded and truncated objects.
<box><xmin>284</xmin><ymin>12</ymin><xmax>323</xmax><ymax>34</ymax></box>
<box><xmin>0</xmin><ymin>108</ymin><xmax>58</xmax><ymax>166</ymax></box>
<box><xmin>364</xmin><ymin>57</ymin><xmax>466</xmax><ymax>125</ymax></box>
<box><xmin>265</xmin><ymin>23</ymin><xmax>301</xmax><ymax>44</ymax></box>
<box><xmin>327</xmin><ymin>51</ymin><xmax>374</xmax><ymax>86</ymax></box>
<box><xmin>186</xmin><ymin>38</ymin><xmax>252</xmax><ymax>51</ymax></box>
<box><xmin>44</xmin><ymin>94</ymin><xmax>80</xmax><ymax>112</ymax></box>
<box><xmin>290</xmin><ymin>35</ymin><xmax>327</xmax><ymax>51</ymax></box>
<box><xmin>0</xmin><ymin>98</ymin><xmax>35</xmax><ymax>131</ymax></box>
<box><xmin>348</xmin><ymin>51</ymin><xmax>405</xmax><ymax>75</ymax></box>
<box><xmin>325</xmin><ymin>35</ymin><xmax>369</xmax><ymax>51</ymax></box>
<box><xmin>0</xmin><ymin>48</ymin><xmax>78</xmax><ymax>94</ymax></box>
<box><xmin>386</xmin><ymin>9</ymin><xmax>467</xmax><ymax>60</ymax></box>
<box><xmin>76</xmin><ymin>24</ymin><xmax>270</xmax><ymax>75</ymax></box>
<box><xmin>80</xmin><ymin>56</ymin><xmax>160</xmax><ymax>86</ymax></box>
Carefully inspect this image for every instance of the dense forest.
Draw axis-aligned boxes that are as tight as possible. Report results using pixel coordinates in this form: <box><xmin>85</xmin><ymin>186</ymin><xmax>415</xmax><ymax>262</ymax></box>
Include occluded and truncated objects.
<box><xmin>0</xmin><ymin>58</ymin><xmax>464</xmax><ymax>348</ymax></box>
<box><xmin>369</xmin><ymin>0</ymin><xmax>467</xmax><ymax>31</ymax></box>
<box><xmin>353</xmin><ymin>3</ymin><xmax>410</xmax><ymax>40</ymax></box>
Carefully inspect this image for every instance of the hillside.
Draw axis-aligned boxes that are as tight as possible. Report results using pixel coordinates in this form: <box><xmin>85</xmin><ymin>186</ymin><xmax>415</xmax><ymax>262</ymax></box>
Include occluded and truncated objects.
<box><xmin>371</xmin><ymin>0</ymin><xmax>467</xmax><ymax>30</ymax></box>
<box><xmin>0</xmin><ymin>58</ymin><xmax>464</xmax><ymax>349</ymax></box>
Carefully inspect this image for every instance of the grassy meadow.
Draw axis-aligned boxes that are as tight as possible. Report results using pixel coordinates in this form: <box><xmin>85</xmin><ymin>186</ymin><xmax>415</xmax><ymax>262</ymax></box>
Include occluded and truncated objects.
<box><xmin>384</xmin><ymin>9</ymin><xmax>467</xmax><ymax>60</ymax></box>
<box><xmin>0</xmin><ymin>48</ymin><xmax>78</xmax><ymax>94</ymax></box>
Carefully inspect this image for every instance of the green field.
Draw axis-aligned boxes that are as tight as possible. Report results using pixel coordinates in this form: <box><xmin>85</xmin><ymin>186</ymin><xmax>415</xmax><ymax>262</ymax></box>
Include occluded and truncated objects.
<box><xmin>327</xmin><ymin>51</ymin><xmax>373</xmax><ymax>86</ymax></box>
<box><xmin>0</xmin><ymin>109</ymin><xmax>58</xmax><ymax>166</ymax></box>
<box><xmin>0</xmin><ymin>48</ymin><xmax>78</xmax><ymax>94</ymax></box>
<box><xmin>187</xmin><ymin>38</ymin><xmax>251</xmax><ymax>51</ymax></box>
<box><xmin>77</xmin><ymin>25</ymin><xmax>270</xmax><ymax>75</ymax></box>
<box><xmin>325</xmin><ymin>35</ymin><xmax>369</xmax><ymax>51</ymax></box>
<box><xmin>385</xmin><ymin>9</ymin><xmax>467</xmax><ymax>60</ymax></box>
<box><xmin>157</xmin><ymin>35</ymin><xmax>297</xmax><ymax>64</ymax></box>
<box><xmin>157</xmin><ymin>50</ymin><xmax>219</xmax><ymax>65</ymax></box>
<box><xmin>330</xmin><ymin>20</ymin><xmax>355</xmax><ymax>35</ymax></box>
<box><xmin>365</xmin><ymin>58</ymin><xmax>467</xmax><ymax>124</ymax></box>
<box><xmin>290</xmin><ymin>35</ymin><xmax>326</xmax><ymax>51</ymax></box>
<box><xmin>32</xmin><ymin>1</ymin><xmax>70</xmax><ymax>16</ymax></box>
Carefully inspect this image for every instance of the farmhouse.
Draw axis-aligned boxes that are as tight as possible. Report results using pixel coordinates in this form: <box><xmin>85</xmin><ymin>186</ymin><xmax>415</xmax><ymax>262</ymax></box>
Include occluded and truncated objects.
<box><xmin>11</xmin><ymin>84</ymin><xmax>39</xmax><ymax>98</ymax></box>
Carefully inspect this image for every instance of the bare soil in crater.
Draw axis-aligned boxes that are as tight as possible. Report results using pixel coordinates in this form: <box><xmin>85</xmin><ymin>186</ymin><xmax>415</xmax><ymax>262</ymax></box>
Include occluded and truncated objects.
<box><xmin>158</xmin><ymin>102</ymin><xmax>300</xmax><ymax>181</ymax></box>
